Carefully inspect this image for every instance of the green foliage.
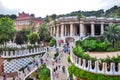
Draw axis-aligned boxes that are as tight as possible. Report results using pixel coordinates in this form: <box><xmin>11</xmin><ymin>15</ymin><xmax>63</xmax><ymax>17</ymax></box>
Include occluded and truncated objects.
<box><xmin>53</xmin><ymin>52</ymin><xmax>59</xmax><ymax>60</ymax></box>
<box><xmin>96</xmin><ymin>42</ymin><xmax>107</xmax><ymax>51</ymax></box>
<box><xmin>38</xmin><ymin>64</ymin><xmax>50</xmax><ymax>80</ymax></box>
<box><xmin>19</xmin><ymin>67</ymin><xmax>25</xmax><ymax>71</ymax></box>
<box><xmin>0</xmin><ymin>14</ymin><xmax>17</xmax><ymax>20</ymax></box>
<box><xmin>67</xmin><ymin>55</ymin><xmax>71</xmax><ymax>63</ymax></box>
<box><xmin>49</xmin><ymin>38</ymin><xmax>56</xmax><ymax>47</ymax></box>
<box><xmin>15</xmin><ymin>28</ymin><xmax>31</xmax><ymax>44</ymax></box>
<box><xmin>73</xmin><ymin>45</ymin><xmax>120</xmax><ymax>63</ymax></box>
<box><xmin>28</xmin><ymin>32</ymin><xmax>39</xmax><ymax>44</ymax></box>
<box><xmin>77</xmin><ymin>13</ymin><xmax>83</xmax><ymax>21</ymax></box>
<box><xmin>38</xmin><ymin>23</ymin><xmax>52</xmax><ymax>42</ymax></box>
<box><xmin>82</xmin><ymin>40</ymin><xmax>97</xmax><ymax>51</ymax></box>
<box><xmin>73</xmin><ymin>46</ymin><xmax>91</xmax><ymax>60</ymax></box>
<box><xmin>75</xmin><ymin>40</ymin><xmax>81</xmax><ymax>46</ymax></box>
<box><xmin>7</xmin><ymin>58</ymin><xmax>12</xmax><ymax>62</ymax></box>
<box><xmin>103</xmin><ymin>24</ymin><xmax>120</xmax><ymax>47</ymax></box>
<box><xmin>0</xmin><ymin>17</ymin><xmax>16</xmax><ymax>44</ymax></box>
<box><xmin>76</xmin><ymin>37</ymin><xmax>110</xmax><ymax>52</ymax></box>
<box><xmin>68</xmin><ymin>64</ymin><xmax>120</xmax><ymax>80</ymax></box>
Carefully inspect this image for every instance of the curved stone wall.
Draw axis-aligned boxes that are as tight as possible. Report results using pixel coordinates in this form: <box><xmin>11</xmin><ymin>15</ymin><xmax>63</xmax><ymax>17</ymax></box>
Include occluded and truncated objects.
<box><xmin>70</xmin><ymin>52</ymin><xmax>120</xmax><ymax>76</ymax></box>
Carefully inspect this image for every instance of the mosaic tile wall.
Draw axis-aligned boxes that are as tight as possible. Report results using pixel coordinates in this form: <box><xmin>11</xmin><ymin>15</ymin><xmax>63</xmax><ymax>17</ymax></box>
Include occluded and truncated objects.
<box><xmin>4</xmin><ymin>53</ymin><xmax>44</xmax><ymax>73</ymax></box>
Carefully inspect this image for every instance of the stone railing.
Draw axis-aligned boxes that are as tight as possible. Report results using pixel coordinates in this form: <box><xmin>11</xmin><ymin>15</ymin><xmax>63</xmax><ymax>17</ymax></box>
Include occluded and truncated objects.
<box><xmin>1</xmin><ymin>47</ymin><xmax>47</xmax><ymax>58</ymax></box>
<box><xmin>70</xmin><ymin>52</ymin><xmax>120</xmax><ymax>76</ymax></box>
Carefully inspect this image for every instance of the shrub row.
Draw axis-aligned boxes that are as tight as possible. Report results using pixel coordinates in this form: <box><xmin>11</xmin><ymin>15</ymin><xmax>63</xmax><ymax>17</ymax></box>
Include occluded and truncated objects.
<box><xmin>68</xmin><ymin>64</ymin><xmax>120</xmax><ymax>80</ymax></box>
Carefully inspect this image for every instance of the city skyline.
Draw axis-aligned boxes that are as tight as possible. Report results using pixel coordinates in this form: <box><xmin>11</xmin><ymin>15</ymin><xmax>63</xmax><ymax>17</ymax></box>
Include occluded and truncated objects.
<box><xmin>0</xmin><ymin>0</ymin><xmax>120</xmax><ymax>17</ymax></box>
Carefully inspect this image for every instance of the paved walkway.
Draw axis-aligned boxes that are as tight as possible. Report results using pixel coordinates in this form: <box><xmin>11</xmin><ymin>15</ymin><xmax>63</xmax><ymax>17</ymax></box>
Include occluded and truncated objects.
<box><xmin>47</xmin><ymin>47</ymin><xmax>69</xmax><ymax>80</ymax></box>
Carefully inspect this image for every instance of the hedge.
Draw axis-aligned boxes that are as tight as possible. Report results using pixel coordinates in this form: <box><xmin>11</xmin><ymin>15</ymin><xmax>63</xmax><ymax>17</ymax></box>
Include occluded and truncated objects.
<box><xmin>68</xmin><ymin>64</ymin><xmax>120</xmax><ymax>80</ymax></box>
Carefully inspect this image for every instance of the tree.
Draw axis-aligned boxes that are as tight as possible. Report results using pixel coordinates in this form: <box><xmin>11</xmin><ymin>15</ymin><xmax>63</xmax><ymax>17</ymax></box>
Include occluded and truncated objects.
<box><xmin>38</xmin><ymin>23</ymin><xmax>52</xmax><ymax>42</ymax></box>
<box><xmin>77</xmin><ymin>13</ymin><xmax>83</xmax><ymax>22</ymax></box>
<box><xmin>15</xmin><ymin>28</ymin><xmax>31</xmax><ymax>44</ymax></box>
<box><xmin>103</xmin><ymin>24</ymin><xmax>120</xmax><ymax>47</ymax></box>
<box><xmin>28</xmin><ymin>32</ymin><xmax>39</xmax><ymax>44</ymax></box>
<box><xmin>115</xmin><ymin>8</ymin><xmax>120</xmax><ymax>18</ymax></box>
<box><xmin>0</xmin><ymin>17</ymin><xmax>16</xmax><ymax>44</ymax></box>
<box><xmin>77</xmin><ymin>13</ymin><xmax>83</xmax><ymax>36</ymax></box>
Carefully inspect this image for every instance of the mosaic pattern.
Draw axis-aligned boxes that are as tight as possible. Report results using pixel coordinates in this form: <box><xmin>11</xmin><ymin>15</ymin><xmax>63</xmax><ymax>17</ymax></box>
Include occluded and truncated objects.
<box><xmin>4</xmin><ymin>53</ymin><xmax>44</xmax><ymax>73</ymax></box>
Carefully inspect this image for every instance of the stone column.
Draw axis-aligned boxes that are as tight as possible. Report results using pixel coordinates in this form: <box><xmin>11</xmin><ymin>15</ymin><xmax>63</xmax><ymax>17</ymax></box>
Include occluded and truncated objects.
<box><xmin>53</xmin><ymin>27</ymin><xmax>55</xmax><ymax>36</ymax></box>
<box><xmin>70</xmin><ymin>23</ymin><xmax>73</xmax><ymax>36</ymax></box>
<box><xmin>56</xmin><ymin>25</ymin><xmax>59</xmax><ymax>37</ymax></box>
<box><xmin>80</xmin><ymin>21</ymin><xmax>85</xmax><ymax>37</ymax></box>
<box><xmin>101</xmin><ymin>22</ymin><xmax>104</xmax><ymax>35</ymax></box>
<box><xmin>91</xmin><ymin>22</ymin><xmax>95</xmax><ymax>36</ymax></box>
<box><xmin>61</xmin><ymin>24</ymin><xmax>64</xmax><ymax>37</ymax></box>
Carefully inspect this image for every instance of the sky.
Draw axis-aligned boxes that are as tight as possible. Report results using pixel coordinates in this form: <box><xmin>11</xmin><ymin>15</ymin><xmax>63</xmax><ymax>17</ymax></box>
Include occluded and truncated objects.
<box><xmin>0</xmin><ymin>0</ymin><xmax>120</xmax><ymax>17</ymax></box>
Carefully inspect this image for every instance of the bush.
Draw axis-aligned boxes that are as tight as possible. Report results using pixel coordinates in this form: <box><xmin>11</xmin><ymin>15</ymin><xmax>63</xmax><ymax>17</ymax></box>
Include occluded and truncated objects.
<box><xmin>28</xmin><ymin>32</ymin><xmax>39</xmax><ymax>44</ymax></box>
<box><xmin>38</xmin><ymin>64</ymin><xmax>50</xmax><ymax>80</ymax></box>
<box><xmin>67</xmin><ymin>55</ymin><xmax>71</xmax><ymax>63</ymax></box>
<box><xmin>75</xmin><ymin>40</ymin><xmax>81</xmax><ymax>46</ymax></box>
<box><xmin>73</xmin><ymin>46</ymin><xmax>91</xmax><ymax>60</ymax></box>
<box><xmin>68</xmin><ymin>64</ymin><xmax>120</xmax><ymax>80</ymax></box>
<box><xmin>96</xmin><ymin>42</ymin><xmax>107</xmax><ymax>51</ymax></box>
<box><xmin>49</xmin><ymin>38</ymin><xmax>56</xmax><ymax>47</ymax></box>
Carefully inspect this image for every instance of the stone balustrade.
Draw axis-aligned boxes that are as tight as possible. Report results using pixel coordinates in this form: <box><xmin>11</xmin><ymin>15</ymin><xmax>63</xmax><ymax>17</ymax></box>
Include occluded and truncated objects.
<box><xmin>1</xmin><ymin>47</ymin><xmax>47</xmax><ymax>58</ymax></box>
<box><xmin>70</xmin><ymin>53</ymin><xmax>120</xmax><ymax>76</ymax></box>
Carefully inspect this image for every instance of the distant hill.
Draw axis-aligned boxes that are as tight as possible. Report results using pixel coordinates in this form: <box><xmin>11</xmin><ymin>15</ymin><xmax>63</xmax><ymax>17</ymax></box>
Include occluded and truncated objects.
<box><xmin>44</xmin><ymin>5</ymin><xmax>120</xmax><ymax>22</ymax></box>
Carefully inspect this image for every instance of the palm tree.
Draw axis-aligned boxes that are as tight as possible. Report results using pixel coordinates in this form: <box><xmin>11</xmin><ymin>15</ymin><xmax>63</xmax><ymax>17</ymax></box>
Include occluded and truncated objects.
<box><xmin>77</xmin><ymin>13</ymin><xmax>83</xmax><ymax>22</ymax></box>
<box><xmin>77</xmin><ymin>13</ymin><xmax>83</xmax><ymax>36</ymax></box>
<box><xmin>103</xmin><ymin>24</ymin><xmax>120</xmax><ymax>47</ymax></box>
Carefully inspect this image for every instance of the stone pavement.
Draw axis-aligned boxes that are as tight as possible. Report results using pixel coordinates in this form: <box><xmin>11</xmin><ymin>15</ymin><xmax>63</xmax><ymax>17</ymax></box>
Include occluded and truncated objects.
<box><xmin>47</xmin><ymin>47</ymin><xmax>69</xmax><ymax>80</ymax></box>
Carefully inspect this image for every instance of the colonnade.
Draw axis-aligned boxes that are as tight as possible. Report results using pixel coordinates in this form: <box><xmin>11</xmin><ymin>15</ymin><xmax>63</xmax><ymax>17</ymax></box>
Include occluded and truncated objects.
<box><xmin>50</xmin><ymin>21</ymin><xmax>105</xmax><ymax>38</ymax></box>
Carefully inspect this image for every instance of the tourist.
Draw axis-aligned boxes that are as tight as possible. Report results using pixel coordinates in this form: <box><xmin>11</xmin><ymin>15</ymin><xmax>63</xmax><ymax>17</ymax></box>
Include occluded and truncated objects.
<box><xmin>40</xmin><ymin>59</ymin><xmax>43</xmax><ymax>64</ymax></box>
<box><xmin>53</xmin><ymin>68</ymin><xmax>56</xmax><ymax>76</ymax></box>
<box><xmin>3</xmin><ymin>73</ymin><xmax>6</xmax><ymax>80</ymax></box>
<box><xmin>56</xmin><ymin>70</ymin><xmax>59</xmax><ymax>78</ymax></box>
<box><xmin>62</xmin><ymin>66</ymin><xmax>65</xmax><ymax>73</ymax></box>
<box><xmin>58</xmin><ymin>64</ymin><xmax>60</xmax><ymax>69</ymax></box>
<box><xmin>56</xmin><ymin>65</ymin><xmax>58</xmax><ymax>71</ymax></box>
<box><xmin>27</xmin><ymin>65</ymin><xmax>30</xmax><ymax>72</ymax></box>
<box><xmin>13</xmin><ymin>77</ymin><xmax>15</xmax><ymax>80</ymax></box>
<box><xmin>67</xmin><ymin>76</ymin><xmax>72</xmax><ymax>80</ymax></box>
<box><xmin>47</xmin><ymin>47</ymin><xmax>49</xmax><ymax>52</ymax></box>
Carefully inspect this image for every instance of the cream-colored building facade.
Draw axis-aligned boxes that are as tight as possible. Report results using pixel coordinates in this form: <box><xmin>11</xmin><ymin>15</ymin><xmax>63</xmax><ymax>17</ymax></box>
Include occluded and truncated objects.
<box><xmin>49</xmin><ymin>16</ymin><xmax>120</xmax><ymax>42</ymax></box>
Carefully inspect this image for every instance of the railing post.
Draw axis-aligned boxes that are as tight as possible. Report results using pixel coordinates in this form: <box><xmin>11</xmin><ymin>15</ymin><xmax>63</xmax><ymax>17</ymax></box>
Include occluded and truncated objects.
<box><xmin>110</xmin><ymin>63</ymin><xmax>115</xmax><ymax>75</ymax></box>
<box><xmin>95</xmin><ymin>61</ymin><xmax>99</xmax><ymax>73</ymax></box>
<box><xmin>103</xmin><ymin>62</ymin><xmax>107</xmax><ymax>75</ymax></box>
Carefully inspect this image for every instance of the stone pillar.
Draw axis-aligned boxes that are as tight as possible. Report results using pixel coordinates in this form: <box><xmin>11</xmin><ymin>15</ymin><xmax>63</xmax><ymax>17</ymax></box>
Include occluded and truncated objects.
<box><xmin>64</xmin><ymin>25</ymin><xmax>66</xmax><ymax>36</ymax></box>
<box><xmin>91</xmin><ymin>22</ymin><xmax>95</xmax><ymax>36</ymax></box>
<box><xmin>70</xmin><ymin>23</ymin><xmax>73</xmax><ymax>36</ymax></box>
<box><xmin>61</xmin><ymin>24</ymin><xmax>64</xmax><ymax>37</ymax></box>
<box><xmin>80</xmin><ymin>21</ymin><xmax>85</xmax><ymax>37</ymax></box>
<box><xmin>53</xmin><ymin>27</ymin><xmax>55</xmax><ymax>36</ymax></box>
<box><xmin>101</xmin><ymin>22</ymin><xmax>104</xmax><ymax>35</ymax></box>
<box><xmin>56</xmin><ymin>25</ymin><xmax>59</xmax><ymax>37</ymax></box>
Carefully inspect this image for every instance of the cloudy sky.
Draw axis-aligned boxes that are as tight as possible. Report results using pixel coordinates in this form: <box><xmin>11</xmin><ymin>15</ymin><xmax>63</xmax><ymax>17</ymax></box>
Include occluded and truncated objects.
<box><xmin>0</xmin><ymin>0</ymin><xmax>120</xmax><ymax>17</ymax></box>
